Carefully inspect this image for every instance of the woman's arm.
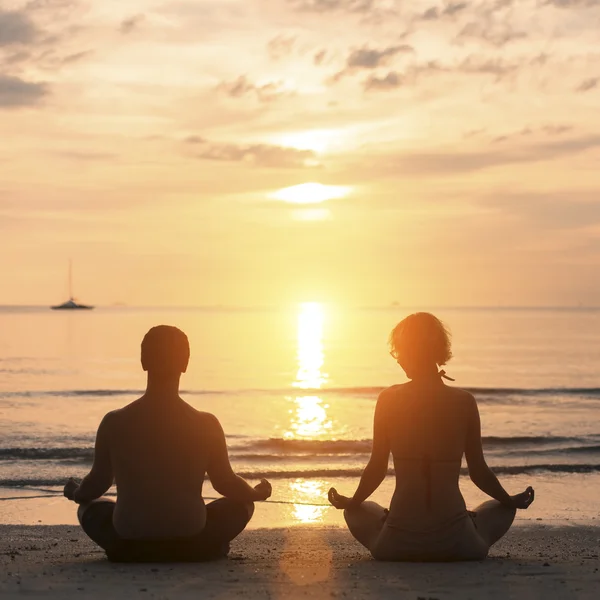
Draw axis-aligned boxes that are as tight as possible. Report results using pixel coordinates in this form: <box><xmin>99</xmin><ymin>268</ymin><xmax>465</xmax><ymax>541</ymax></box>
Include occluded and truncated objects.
<box><xmin>329</xmin><ymin>391</ymin><xmax>391</xmax><ymax>509</ymax></box>
<box><xmin>464</xmin><ymin>395</ymin><xmax>523</xmax><ymax>507</ymax></box>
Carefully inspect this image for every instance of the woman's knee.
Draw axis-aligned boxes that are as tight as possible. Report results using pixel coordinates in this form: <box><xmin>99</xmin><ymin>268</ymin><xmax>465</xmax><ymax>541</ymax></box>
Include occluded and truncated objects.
<box><xmin>343</xmin><ymin>506</ymin><xmax>356</xmax><ymax>527</ymax></box>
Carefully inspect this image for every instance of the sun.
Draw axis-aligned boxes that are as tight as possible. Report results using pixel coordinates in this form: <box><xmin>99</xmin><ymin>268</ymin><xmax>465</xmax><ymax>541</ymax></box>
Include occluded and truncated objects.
<box><xmin>271</xmin><ymin>182</ymin><xmax>351</xmax><ymax>205</ymax></box>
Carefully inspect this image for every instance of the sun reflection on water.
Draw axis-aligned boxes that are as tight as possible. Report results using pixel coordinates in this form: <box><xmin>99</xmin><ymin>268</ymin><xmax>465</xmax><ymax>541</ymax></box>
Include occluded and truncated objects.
<box><xmin>289</xmin><ymin>479</ymin><xmax>328</xmax><ymax>524</ymax></box>
<box><xmin>285</xmin><ymin>303</ymin><xmax>331</xmax><ymax>441</ymax></box>
<box><xmin>294</xmin><ymin>302</ymin><xmax>326</xmax><ymax>390</ymax></box>
<box><xmin>284</xmin><ymin>303</ymin><xmax>332</xmax><ymax>521</ymax></box>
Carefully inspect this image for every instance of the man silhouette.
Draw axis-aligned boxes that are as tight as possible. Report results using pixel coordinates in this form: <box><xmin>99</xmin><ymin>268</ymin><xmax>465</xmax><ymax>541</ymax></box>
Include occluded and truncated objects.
<box><xmin>64</xmin><ymin>325</ymin><xmax>272</xmax><ymax>561</ymax></box>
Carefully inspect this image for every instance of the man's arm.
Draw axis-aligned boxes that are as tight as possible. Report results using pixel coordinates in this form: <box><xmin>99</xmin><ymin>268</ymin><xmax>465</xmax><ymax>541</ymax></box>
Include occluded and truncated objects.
<box><xmin>206</xmin><ymin>415</ymin><xmax>271</xmax><ymax>502</ymax></box>
<box><xmin>65</xmin><ymin>414</ymin><xmax>115</xmax><ymax>504</ymax></box>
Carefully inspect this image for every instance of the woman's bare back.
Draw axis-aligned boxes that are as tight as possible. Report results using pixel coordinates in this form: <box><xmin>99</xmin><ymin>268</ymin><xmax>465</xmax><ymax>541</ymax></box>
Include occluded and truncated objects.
<box><xmin>382</xmin><ymin>381</ymin><xmax>473</xmax><ymax>528</ymax></box>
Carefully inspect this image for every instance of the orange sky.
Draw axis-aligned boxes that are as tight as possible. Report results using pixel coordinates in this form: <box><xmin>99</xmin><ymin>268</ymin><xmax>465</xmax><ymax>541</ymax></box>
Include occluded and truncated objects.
<box><xmin>1</xmin><ymin>0</ymin><xmax>600</xmax><ymax>307</ymax></box>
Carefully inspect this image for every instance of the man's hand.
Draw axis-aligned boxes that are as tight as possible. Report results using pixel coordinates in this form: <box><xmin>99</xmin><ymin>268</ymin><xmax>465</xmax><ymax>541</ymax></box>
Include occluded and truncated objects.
<box><xmin>328</xmin><ymin>487</ymin><xmax>353</xmax><ymax>510</ymax></box>
<box><xmin>253</xmin><ymin>479</ymin><xmax>272</xmax><ymax>501</ymax></box>
<box><xmin>63</xmin><ymin>478</ymin><xmax>79</xmax><ymax>502</ymax></box>
<box><xmin>510</xmin><ymin>486</ymin><xmax>535</xmax><ymax>509</ymax></box>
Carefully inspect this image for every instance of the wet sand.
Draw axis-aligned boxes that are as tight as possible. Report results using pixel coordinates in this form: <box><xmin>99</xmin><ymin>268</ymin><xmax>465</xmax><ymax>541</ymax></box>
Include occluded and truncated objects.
<box><xmin>1</xmin><ymin>523</ymin><xmax>599</xmax><ymax>599</ymax></box>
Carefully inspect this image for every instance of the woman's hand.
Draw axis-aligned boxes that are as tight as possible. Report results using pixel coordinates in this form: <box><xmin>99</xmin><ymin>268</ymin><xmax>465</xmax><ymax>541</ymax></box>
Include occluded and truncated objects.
<box><xmin>253</xmin><ymin>479</ymin><xmax>272</xmax><ymax>501</ymax></box>
<box><xmin>328</xmin><ymin>487</ymin><xmax>353</xmax><ymax>510</ymax></box>
<box><xmin>510</xmin><ymin>486</ymin><xmax>535</xmax><ymax>509</ymax></box>
<box><xmin>63</xmin><ymin>478</ymin><xmax>79</xmax><ymax>501</ymax></box>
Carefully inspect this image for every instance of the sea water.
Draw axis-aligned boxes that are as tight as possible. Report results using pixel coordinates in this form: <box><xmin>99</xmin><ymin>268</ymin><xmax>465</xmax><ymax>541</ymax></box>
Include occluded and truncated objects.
<box><xmin>1</xmin><ymin>305</ymin><xmax>600</xmax><ymax>526</ymax></box>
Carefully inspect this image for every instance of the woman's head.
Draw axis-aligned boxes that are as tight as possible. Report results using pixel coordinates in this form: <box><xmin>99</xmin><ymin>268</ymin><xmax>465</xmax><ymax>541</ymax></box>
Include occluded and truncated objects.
<box><xmin>389</xmin><ymin>312</ymin><xmax>452</xmax><ymax>379</ymax></box>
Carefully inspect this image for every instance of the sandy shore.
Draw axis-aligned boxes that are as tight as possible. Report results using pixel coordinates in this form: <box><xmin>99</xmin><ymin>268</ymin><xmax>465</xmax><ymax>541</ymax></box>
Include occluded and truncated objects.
<box><xmin>1</xmin><ymin>524</ymin><xmax>599</xmax><ymax>599</ymax></box>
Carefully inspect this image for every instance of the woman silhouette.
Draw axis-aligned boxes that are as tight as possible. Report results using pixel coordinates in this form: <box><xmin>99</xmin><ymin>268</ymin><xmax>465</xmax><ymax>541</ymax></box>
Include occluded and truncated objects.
<box><xmin>328</xmin><ymin>313</ymin><xmax>534</xmax><ymax>561</ymax></box>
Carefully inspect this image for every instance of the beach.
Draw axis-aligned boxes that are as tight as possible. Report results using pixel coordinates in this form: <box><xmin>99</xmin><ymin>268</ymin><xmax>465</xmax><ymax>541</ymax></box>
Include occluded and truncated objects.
<box><xmin>1</xmin><ymin>523</ymin><xmax>599</xmax><ymax>599</ymax></box>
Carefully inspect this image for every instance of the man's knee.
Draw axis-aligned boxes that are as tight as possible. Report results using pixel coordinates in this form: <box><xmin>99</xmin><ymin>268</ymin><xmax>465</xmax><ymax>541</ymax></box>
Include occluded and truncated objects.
<box><xmin>228</xmin><ymin>499</ymin><xmax>255</xmax><ymax>522</ymax></box>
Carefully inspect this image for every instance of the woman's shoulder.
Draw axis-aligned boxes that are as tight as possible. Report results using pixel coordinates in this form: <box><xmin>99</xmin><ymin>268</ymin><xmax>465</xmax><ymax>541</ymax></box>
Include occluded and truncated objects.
<box><xmin>377</xmin><ymin>383</ymin><xmax>407</xmax><ymax>403</ymax></box>
<box><xmin>442</xmin><ymin>385</ymin><xmax>478</xmax><ymax>406</ymax></box>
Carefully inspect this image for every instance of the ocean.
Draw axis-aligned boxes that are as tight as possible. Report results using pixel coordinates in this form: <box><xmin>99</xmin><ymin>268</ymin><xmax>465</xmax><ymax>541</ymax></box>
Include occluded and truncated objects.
<box><xmin>1</xmin><ymin>305</ymin><xmax>600</xmax><ymax>526</ymax></box>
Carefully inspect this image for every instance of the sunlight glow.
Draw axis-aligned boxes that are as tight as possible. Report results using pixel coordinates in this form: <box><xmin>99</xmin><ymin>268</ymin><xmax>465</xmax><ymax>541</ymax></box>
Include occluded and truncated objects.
<box><xmin>277</xmin><ymin>130</ymin><xmax>336</xmax><ymax>153</ymax></box>
<box><xmin>292</xmin><ymin>208</ymin><xmax>331</xmax><ymax>222</ymax></box>
<box><xmin>272</xmin><ymin>183</ymin><xmax>351</xmax><ymax>205</ymax></box>
<box><xmin>289</xmin><ymin>479</ymin><xmax>328</xmax><ymax>524</ymax></box>
<box><xmin>284</xmin><ymin>303</ymin><xmax>331</xmax><ymax>440</ymax></box>
<box><xmin>294</xmin><ymin>302</ymin><xmax>326</xmax><ymax>389</ymax></box>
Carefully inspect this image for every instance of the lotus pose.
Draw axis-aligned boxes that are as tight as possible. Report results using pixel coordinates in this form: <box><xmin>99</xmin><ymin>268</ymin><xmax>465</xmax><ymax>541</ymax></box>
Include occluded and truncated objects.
<box><xmin>328</xmin><ymin>313</ymin><xmax>534</xmax><ymax>561</ymax></box>
<box><xmin>64</xmin><ymin>325</ymin><xmax>271</xmax><ymax>562</ymax></box>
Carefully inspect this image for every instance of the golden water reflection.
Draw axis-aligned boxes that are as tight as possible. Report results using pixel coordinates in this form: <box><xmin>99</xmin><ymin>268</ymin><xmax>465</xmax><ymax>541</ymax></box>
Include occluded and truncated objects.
<box><xmin>289</xmin><ymin>479</ymin><xmax>328</xmax><ymax>524</ymax></box>
<box><xmin>294</xmin><ymin>302</ymin><xmax>326</xmax><ymax>390</ymax></box>
<box><xmin>285</xmin><ymin>303</ymin><xmax>331</xmax><ymax>440</ymax></box>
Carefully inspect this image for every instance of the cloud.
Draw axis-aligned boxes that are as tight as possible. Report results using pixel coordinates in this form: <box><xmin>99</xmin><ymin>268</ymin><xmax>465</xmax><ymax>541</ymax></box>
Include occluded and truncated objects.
<box><xmin>455</xmin><ymin>56</ymin><xmax>518</xmax><ymax>78</ymax></box>
<box><xmin>331</xmin><ymin>44</ymin><xmax>413</xmax><ymax>82</ymax></box>
<box><xmin>422</xmin><ymin>2</ymin><xmax>469</xmax><ymax>20</ymax></box>
<box><xmin>545</xmin><ymin>0</ymin><xmax>600</xmax><ymax>7</ymax></box>
<box><xmin>267</xmin><ymin>35</ymin><xmax>296</xmax><ymax>60</ymax></box>
<box><xmin>347</xmin><ymin>45</ymin><xmax>412</xmax><ymax>69</ymax></box>
<box><xmin>482</xmin><ymin>192</ymin><xmax>600</xmax><ymax>230</ymax></box>
<box><xmin>0</xmin><ymin>75</ymin><xmax>48</xmax><ymax>107</ymax></box>
<box><xmin>217</xmin><ymin>75</ymin><xmax>291</xmax><ymax>102</ymax></box>
<box><xmin>53</xmin><ymin>151</ymin><xmax>117</xmax><ymax>162</ymax></box>
<box><xmin>120</xmin><ymin>14</ymin><xmax>145</xmax><ymax>35</ymax></box>
<box><xmin>386</xmin><ymin>134</ymin><xmax>600</xmax><ymax>174</ymax></box>
<box><xmin>314</xmin><ymin>49</ymin><xmax>327</xmax><ymax>65</ymax></box>
<box><xmin>576</xmin><ymin>78</ymin><xmax>599</xmax><ymax>92</ymax></box>
<box><xmin>185</xmin><ymin>136</ymin><xmax>319</xmax><ymax>168</ymax></box>
<box><xmin>288</xmin><ymin>0</ymin><xmax>377</xmax><ymax>13</ymax></box>
<box><xmin>364</xmin><ymin>71</ymin><xmax>402</xmax><ymax>91</ymax></box>
<box><xmin>59</xmin><ymin>49</ymin><xmax>93</xmax><ymax>64</ymax></box>
<box><xmin>457</xmin><ymin>20</ymin><xmax>526</xmax><ymax>46</ymax></box>
<box><xmin>492</xmin><ymin>124</ymin><xmax>573</xmax><ymax>143</ymax></box>
<box><xmin>360</xmin><ymin>56</ymin><xmax>518</xmax><ymax>91</ymax></box>
<box><xmin>0</xmin><ymin>10</ymin><xmax>38</xmax><ymax>46</ymax></box>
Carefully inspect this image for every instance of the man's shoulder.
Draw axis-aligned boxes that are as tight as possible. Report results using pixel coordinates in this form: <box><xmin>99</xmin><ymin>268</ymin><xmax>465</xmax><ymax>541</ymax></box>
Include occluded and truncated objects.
<box><xmin>192</xmin><ymin>410</ymin><xmax>221</xmax><ymax>427</ymax></box>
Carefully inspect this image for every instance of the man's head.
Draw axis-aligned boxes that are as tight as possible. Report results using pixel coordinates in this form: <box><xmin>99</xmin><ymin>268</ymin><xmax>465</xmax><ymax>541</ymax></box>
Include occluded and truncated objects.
<box><xmin>141</xmin><ymin>325</ymin><xmax>190</xmax><ymax>378</ymax></box>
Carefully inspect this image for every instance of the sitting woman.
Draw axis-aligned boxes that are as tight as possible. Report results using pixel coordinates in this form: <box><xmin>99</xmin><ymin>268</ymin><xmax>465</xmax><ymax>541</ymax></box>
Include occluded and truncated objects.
<box><xmin>328</xmin><ymin>312</ymin><xmax>534</xmax><ymax>561</ymax></box>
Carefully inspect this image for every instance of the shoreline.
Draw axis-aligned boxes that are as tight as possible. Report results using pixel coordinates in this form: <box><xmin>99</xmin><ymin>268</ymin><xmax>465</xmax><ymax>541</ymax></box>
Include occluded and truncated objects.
<box><xmin>3</xmin><ymin>479</ymin><xmax>600</xmax><ymax>529</ymax></box>
<box><xmin>1</xmin><ymin>523</ymin><xmax>599</xmax><ymax>599</ymax></box>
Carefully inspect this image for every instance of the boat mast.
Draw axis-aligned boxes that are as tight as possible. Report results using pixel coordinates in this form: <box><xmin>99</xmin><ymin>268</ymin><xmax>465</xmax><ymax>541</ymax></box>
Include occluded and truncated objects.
<box><xmin>69</xmin><ymin>259</ymin><xmax>73</xmax><ymax>300</ymax></box>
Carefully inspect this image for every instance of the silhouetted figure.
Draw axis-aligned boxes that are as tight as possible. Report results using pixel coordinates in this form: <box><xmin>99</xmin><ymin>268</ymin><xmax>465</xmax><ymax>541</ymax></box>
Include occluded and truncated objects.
<box><xmin>64</xmin><ymin>325</ymin><xmax>271</xmax><ymax>561</ymax></box>
<box><xmin>328</xmin><ymin>313</ymin><xmax>534</xmax><ymax>561</ymax></box>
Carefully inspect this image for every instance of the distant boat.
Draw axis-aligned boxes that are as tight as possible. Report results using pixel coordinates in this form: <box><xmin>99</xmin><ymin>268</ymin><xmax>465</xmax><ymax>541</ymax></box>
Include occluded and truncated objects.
<box><xmin>51</xmin><ymin>261</ymin><xmax>94</xmax><ymax>310</ymax></box>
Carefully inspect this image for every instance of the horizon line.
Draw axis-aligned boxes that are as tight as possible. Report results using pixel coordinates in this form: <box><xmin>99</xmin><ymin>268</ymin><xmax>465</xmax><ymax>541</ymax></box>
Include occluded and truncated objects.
<box><xmin>0</xmin><ymin>304</ymin><xmax>599</xmax><ymax>311</ymax></box>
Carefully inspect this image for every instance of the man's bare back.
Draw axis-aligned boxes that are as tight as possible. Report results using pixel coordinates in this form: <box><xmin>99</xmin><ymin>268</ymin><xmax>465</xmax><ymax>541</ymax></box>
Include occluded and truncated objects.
<box><xmin>104</xmin><ymin>398</ymin><xmax>221</xmax><ymax>538</ymax></box>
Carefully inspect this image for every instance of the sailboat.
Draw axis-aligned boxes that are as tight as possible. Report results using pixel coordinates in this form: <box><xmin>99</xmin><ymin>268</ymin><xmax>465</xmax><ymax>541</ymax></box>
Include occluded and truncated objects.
<box><xmin>51</xmin><ymin>261</ymin><xmax>94</xmax><ymax>310</ymax></box>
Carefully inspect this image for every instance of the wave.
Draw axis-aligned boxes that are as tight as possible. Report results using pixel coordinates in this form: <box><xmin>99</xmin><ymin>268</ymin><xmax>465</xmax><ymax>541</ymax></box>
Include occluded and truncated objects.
<box><xmin>4</xmin><ymin>463</ymin><xmax>600</xmax><ymax>488</ymax></box>
<box><xmin>3</xmin><ymin>386</ymin><xmax>600</xmax><ymax>400</ymax></box>
<box><xmin>4</xmin><ymin>435</ymin><xmax>600</xmax><ymax>461</ymax></box>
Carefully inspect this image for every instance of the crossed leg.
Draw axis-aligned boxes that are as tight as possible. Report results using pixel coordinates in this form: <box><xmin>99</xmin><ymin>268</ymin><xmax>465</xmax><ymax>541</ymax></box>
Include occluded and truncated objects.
<box><xmin>342</xmin><ymin>499</ymin><xmax>515</xmax><ymax>559</ymax></box>
<box><xmin>342</xmin><ymin>501</ymin><xmax>387</xmax><ymax>551</ymax></box>
<box><xmin>470</xmin><ymin>499</ymin><xmax>516</xmax><ymax>547</ymax></box>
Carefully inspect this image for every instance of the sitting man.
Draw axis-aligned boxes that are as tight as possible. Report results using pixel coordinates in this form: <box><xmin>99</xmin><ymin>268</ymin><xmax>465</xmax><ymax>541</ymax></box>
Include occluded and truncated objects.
<box><xmin>64</xmin><ymin>325</ymin><xmax>271</xmax><ymax>561</ymax></box>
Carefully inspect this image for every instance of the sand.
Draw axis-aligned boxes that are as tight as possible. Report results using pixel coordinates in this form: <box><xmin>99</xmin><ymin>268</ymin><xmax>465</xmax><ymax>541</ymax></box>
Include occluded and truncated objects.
<box><xmin>1</xmin><ymin>524</ymin><xmax>599</xmax><ymax>599</ymax></box>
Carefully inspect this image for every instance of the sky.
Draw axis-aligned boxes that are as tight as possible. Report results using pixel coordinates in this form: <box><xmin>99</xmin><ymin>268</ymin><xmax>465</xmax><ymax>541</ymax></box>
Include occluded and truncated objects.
<box><xmin>1</xmin><ymin>0</ymin><xmax>600</xmax><ymax>307</ymax></box>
